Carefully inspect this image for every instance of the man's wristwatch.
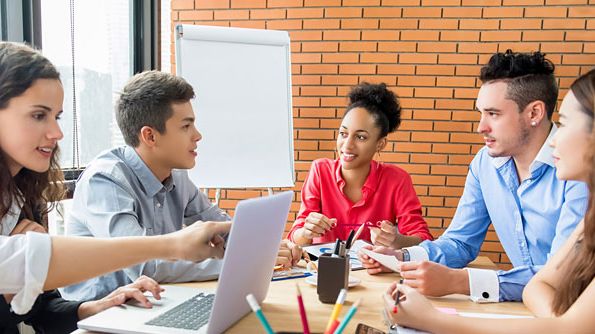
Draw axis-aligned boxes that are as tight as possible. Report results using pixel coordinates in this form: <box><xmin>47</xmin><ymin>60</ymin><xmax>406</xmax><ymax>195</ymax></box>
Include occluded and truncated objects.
<box><xmin>401</xmin><ymin>248</ymin><xmax>410</xmax><ymax>262</ymax></box>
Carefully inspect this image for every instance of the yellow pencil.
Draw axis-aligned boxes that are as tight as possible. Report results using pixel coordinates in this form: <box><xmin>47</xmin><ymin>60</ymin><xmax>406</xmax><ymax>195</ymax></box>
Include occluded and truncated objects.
<box><xmin>324</xmin><ymin>289</ymin><xmax>347</xmax><ymax>333</ymax></box>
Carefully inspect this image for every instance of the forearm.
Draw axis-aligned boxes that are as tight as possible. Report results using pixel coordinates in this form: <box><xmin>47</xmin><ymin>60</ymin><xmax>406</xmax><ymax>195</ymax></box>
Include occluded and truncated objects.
<box><xmin>523</xmin><ymin>279</ymin><xmax>556</xmax><ymax>317</ymax></box>
<box><xmin>44</xmin><ymin>235</ymin><xmax>176</xmax><ymax>290</ymax></box>
<box><xmin>430</xmin><ymin>314</ymin><xmax>566</xmax><ymax>334</ymax></box>
<box><xmin>393</xmin><ymin>234</ymin><xmax>423</xmax><ymax>249</ymax></box>
<box><xmin>31</xmin><ymin>291</ymin><xmax>82</xmax><ymax>331</ymax></box>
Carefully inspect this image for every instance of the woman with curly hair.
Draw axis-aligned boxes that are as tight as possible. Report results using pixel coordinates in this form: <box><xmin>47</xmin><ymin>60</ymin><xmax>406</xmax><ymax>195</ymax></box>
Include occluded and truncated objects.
<box><xmin>288</xmin><ymin>82</ymin><xmax>433</xmax><ymax>248</ymax></box>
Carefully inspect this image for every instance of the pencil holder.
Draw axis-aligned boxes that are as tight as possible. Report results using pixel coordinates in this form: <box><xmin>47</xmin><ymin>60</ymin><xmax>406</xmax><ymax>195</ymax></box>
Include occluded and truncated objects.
<box><xmin>317</xmin><ymin>253</ymin><xmax>349</xmax><ymax>304</ymax></box>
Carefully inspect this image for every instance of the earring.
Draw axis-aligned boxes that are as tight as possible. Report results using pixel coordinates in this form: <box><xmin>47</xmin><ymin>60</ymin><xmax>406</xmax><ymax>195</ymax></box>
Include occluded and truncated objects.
<box><xmin>531</xmin><ymin>121</ymin><xmax>537</xmax><ymax>127</ymax></box>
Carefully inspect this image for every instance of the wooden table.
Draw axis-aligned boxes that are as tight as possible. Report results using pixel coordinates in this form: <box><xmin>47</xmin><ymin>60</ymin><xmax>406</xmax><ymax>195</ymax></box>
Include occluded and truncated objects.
<box><xmin>75</xmin><ymin>257</ymin><xmax>531</xmax><ymax>333</ymax></box>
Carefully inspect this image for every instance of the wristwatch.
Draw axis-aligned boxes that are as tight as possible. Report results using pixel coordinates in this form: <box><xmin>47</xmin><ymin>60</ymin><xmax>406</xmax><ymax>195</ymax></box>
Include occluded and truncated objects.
<box><xmin>401</xmin><ymin>248</ymin><xmax>410</xmax><ymax>262</ymax></box>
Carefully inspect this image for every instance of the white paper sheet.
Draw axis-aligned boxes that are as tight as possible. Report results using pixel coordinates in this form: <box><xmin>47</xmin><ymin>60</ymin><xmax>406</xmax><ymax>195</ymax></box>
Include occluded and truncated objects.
<box><xmin>360</xmin><ymin>248</ymin><xmax>402</xmax><ymax>272</ymax></box>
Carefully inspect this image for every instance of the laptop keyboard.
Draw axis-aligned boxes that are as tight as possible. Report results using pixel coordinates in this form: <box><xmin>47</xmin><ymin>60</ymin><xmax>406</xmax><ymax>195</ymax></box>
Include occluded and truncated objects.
<box><xmin>145</xmin><ymin>292</ymin><xmax>215</xmax><ymax>330</ymax></box>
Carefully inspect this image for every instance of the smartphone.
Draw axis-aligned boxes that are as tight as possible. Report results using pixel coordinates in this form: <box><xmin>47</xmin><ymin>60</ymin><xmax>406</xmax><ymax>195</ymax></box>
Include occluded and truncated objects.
<box><xmin>355</xmin><ymin>323</ymin><xmax>386</xmax><ymax>334</ymax></box>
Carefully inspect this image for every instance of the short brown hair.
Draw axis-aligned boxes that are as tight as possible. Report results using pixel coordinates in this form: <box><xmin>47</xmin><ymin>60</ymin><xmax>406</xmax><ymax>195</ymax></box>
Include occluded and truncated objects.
<box><xmin>116</xmin><ymin>71</ymin><xmax>195</xmax><ymax>147</ymax></box>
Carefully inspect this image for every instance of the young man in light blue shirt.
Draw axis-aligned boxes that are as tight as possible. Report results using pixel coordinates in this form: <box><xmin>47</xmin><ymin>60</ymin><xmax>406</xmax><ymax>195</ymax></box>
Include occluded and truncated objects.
<box><xmin>359</xmin><ymin>50</ymin><xmax>588</xmax><ymax>303</ymax></box>
<box><xmin>62</xmin><ymin>71</ymin><xmax>300</xmax><ymax>301</ymax></box>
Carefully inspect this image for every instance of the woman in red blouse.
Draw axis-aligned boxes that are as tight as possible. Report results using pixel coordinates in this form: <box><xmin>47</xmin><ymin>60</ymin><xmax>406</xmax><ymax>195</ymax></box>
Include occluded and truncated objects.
<box><xmin>288</xmin><ymin>83</ymin><xmax>433</xmax><ymax>247</ymax></box>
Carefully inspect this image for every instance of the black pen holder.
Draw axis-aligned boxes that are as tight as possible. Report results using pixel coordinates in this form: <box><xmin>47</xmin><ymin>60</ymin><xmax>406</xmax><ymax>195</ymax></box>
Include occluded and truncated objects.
<box><xmin>317</xmin><ymin>253</ymin><xmax>349</xmax><ymax>304</ymax></box>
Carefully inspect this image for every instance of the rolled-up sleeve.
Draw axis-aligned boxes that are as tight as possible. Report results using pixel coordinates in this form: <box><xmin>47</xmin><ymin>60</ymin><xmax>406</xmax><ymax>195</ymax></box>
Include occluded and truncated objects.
<box><xmin>0</xmin><ymin>232</ymin><xmax>52</xmax><ymax>314</ymax></box>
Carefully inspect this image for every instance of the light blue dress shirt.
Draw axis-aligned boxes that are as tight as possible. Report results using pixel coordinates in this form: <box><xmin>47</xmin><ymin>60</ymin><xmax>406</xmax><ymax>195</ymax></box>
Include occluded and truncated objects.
<box><xmin>62</xmin><ymin>146</ymin><xmax>230</xmax><ymax>301</ymax></box>
<box><xmin>415</xmin><ymin>126</ymin><xmax>588</xmax><ymax>301</ymax></box>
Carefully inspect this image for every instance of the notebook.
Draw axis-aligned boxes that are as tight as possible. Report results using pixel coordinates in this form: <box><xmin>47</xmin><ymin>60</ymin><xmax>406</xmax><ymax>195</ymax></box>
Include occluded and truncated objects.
<box><xmin>77</xmin><ymin>191</ymin><xmax>294</xmax><ymax>334</ymax></box>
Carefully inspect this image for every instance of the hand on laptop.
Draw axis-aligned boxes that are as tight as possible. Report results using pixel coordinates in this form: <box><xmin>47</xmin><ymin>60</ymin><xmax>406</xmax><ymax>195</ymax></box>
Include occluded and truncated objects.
<box><xmin>77</xmin><ymin>276</ymin><xmax>164</xmax><ymax>320</ymax></box>
<box><xmin>168</xmin><ymin>221</ymin><xmax>232</xmax><ymax>262</ymax></box>
<box><xmin>276</xmin><ymin>239</ymin><xmax>302</xmax><ymax>268</ymax></box>
<box><xmin>358</xmin><ymin>245</ymin><xmax>404</xmax><ymax>275</ymax></box>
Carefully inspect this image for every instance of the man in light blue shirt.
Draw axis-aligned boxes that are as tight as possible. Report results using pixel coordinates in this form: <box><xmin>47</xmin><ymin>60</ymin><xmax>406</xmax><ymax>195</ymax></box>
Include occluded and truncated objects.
<box><xmin>359</xmin><ymin>50</ymin><xmax>588</xmax><ymax>302</ymax></box>
<box><xmin>63</xmin><ymin>71</ymin><xmax>300</xmax><ymax>301</ymax></box>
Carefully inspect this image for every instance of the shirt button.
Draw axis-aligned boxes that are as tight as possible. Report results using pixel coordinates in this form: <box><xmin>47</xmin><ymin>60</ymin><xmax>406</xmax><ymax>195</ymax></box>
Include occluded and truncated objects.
<box><xmin>156</xmin><ymin>203</ymin><xmax>162</xmax><ymax>208</ymax></box>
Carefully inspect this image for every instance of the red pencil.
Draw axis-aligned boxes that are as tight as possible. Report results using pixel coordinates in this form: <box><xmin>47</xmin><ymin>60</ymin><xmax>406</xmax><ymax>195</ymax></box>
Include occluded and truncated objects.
<box><xmin>296</xmin><ymin>283</ymin><xmax>311</xmax><ymax>334</ymax></box>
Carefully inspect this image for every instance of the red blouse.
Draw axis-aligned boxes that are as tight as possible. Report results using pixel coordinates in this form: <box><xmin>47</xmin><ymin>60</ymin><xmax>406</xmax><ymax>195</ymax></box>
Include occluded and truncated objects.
<box><xmin>288</xmin><ymin>158</ymin><xmax>433</xmax><ymax>244</ymax></box>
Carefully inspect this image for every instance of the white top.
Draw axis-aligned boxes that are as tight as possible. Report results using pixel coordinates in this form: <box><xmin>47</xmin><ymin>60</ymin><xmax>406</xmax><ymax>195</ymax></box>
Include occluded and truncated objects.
<box><xmin>0</xmin><ymin>202</ymin><xmax>52</xmax><ymax>314</ymax></box>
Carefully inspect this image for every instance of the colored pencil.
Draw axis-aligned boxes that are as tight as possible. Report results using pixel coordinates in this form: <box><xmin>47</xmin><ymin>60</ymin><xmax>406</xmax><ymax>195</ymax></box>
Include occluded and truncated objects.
<box><xmin>334</xmin><ymin>298</ymin><xmax>361</xmax><ymax>334</ymax></box>
<box><xmin>296</xmin><ymin>283</ymin><xmax>311</xmax><ymax>334</ymax></box>
<box><xmin>246</xmin><ymin>294</ymin><xmax>274</xmax><ymax>334</ymax></box>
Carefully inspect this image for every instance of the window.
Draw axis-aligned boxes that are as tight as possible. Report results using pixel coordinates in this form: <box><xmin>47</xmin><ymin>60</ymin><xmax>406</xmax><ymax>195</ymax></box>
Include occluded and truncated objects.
<box><xmin>1</xmin><ymin>0</ymin><xmax>159</xmax><ymax>175</ymax></box>
<box><xmin>41</xmin><ymin>0</ymin><xmax>133</xmax><ymax>168</ymax></box>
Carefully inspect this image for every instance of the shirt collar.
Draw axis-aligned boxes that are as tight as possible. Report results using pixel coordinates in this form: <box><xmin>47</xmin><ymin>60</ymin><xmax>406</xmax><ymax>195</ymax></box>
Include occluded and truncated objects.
<box><xmin>123</xmin><ymin>146</ymin><xmax>175</xmax><ymax>197</ymax></box>
<box><xmin>533</xmin><ymin>123</ymin><xmax>557</xmax><ymax>168</ymax></box>
<box><xmin>334</xmin><ymin>159</ymin><xmax>380</xmax><ymax>192</ymax></box>
<box><xmin>491</xmin><ymin>123</ymin><xmax>557</xmax><ymax>170</ymax></box>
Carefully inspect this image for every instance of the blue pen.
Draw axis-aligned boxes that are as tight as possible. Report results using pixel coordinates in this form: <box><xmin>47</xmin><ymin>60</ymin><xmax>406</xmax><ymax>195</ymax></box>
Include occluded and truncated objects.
<box><xmin>334</xmin><ymin>298</ymin><xmax>361</xmax><ymax>334</ymax></box>
<box><xmin>246</xmin><ymin>294</ymin><xmax>275</xmax><ymax>334</ymax></box>
<box><xmin>271</xmin><ymin>272</ymin><xmax>313</xmax><ymax>281</ymax></box>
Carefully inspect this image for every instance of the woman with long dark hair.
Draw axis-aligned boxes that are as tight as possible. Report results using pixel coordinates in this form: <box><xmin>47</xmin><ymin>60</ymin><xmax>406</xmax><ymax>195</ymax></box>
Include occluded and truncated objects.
<box><xmin>0</xmin><ymin>42</ymin><xmax>230</xmax><ymax>333</ymax></box>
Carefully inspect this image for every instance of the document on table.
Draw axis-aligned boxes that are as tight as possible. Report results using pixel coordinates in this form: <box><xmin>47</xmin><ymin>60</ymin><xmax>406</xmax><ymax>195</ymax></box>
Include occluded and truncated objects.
<box><xmin>302</xmin><ymin>239</ymin><xmax>370</xmax><ymax>270</ymax></box>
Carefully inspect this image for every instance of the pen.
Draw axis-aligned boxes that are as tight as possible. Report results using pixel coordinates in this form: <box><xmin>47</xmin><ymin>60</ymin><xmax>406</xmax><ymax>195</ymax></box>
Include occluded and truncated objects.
<box><xmin>334</xmin><ymin>298</ymin><xmax>361</xmax><ymax>334</ymax></box>
<box><xmin>325</xmin><ymin>288</ymin><xmax>347</xmax><ymax>332</ymax></box>
<box><xmin>246</xmin><ymin>294</ymin><xmax>274</xmax><ymax>334</ymax></box>
<box><xmin>333</xmin><ymin>238</ymin><xmax>341</xmax><ymax>255</ymax></box>
<box><xmin>338</xmin><ymin>241</ymin><xmax>346</xmax><ymax>257</ymax></box>
<box><xmin>352</xmin><ymin>222</ymin><xmax>366</xmax><ymax>244</ymax></box>
<box><xmin>296</xmin><ymin>283</ymin><xmax>311</xmax><ymax>334</ymax></box>
<box><xmin>271</xmin><ymin>272</ymin><xmax>312</xmax><ymax>281</ymax></box>
<box><xmin>393</xmin><ymin>278</ymin><xmax>403</xmax><ymax>314</ymax></box>
<box><xmin>345</xmin><ymin>230</ymin><xmax>355</xmax><ymax>250</ymax></box>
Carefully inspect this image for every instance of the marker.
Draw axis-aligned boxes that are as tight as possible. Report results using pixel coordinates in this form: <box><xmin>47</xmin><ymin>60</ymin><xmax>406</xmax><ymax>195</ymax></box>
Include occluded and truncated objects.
<box><xmin>334</xmin><ymin>298</ymin><xmax>361</xmax><ymax>334</ymax></box>
<box><xmin>325</xmin><ymin>288</ymin><xmax>347</xmax><ymax>332</ymax></box>
<box><xmin>295</xmin><ymin>283</ymin><xmax>310</xmax><ymax>334</ymax></box>
<box><xmin>246</xmin><ymin>294</ymin><xmax>274</xmax><ymax>334</ymax></box>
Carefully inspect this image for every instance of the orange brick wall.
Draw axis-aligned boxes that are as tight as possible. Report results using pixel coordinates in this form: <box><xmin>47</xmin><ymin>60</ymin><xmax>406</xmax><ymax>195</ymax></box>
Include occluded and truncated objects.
<box><xmin>171</xmin><ymin>0</ymin><xmax>594</xmax><ymax>269</ymax></box>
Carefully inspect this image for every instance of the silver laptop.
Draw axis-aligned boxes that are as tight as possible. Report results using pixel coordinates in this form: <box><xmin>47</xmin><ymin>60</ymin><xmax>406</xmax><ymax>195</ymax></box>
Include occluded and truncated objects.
<box><xmin>77</xmin><ymin>191</ymin><xmax>293</xmax><ymax>334</ymax></box>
